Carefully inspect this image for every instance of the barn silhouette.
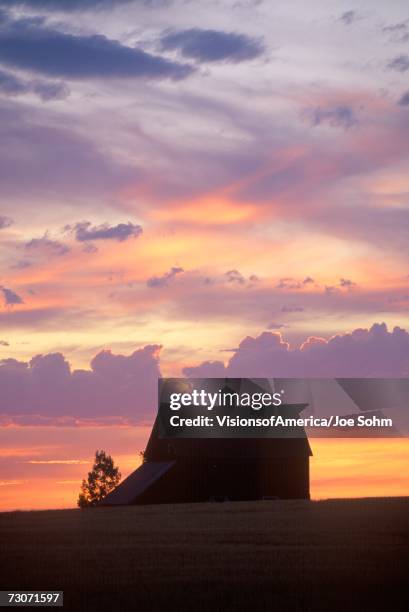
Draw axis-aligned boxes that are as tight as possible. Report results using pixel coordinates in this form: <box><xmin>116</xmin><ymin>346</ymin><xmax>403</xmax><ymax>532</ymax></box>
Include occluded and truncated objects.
<box><xmin>102</xmin><ymin>400</ymin><xmax>312</xmax><ymax>505</ymax></box>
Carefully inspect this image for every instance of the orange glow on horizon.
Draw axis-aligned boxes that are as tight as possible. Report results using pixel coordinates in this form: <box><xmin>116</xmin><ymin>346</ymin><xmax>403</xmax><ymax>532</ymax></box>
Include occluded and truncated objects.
<box><xmin>0</xmin><ymin>437</ymin><xmax>407</xmax><ymax>512</ymax></box>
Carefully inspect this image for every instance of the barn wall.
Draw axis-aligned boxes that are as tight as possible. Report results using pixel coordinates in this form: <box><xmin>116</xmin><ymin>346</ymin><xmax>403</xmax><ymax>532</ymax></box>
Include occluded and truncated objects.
<box><xmin>134</xmin><ymin>457</ymin><xmax>310</xmax><ymax>504</ymax></box>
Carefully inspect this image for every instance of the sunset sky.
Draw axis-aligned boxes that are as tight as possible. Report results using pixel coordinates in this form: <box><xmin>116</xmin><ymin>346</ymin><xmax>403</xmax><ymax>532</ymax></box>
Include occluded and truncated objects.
<box><xmin>0</xmin><ymin>0</ymin><xmax>408</xmax><ymax>510</ymax></box>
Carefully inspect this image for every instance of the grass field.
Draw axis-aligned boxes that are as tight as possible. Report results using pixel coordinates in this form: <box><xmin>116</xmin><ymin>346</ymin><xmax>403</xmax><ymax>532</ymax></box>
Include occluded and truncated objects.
<box><xmin>1</xmin><ymin>498</ymin><xmax>408</xmax><ymax>611</ymax></box>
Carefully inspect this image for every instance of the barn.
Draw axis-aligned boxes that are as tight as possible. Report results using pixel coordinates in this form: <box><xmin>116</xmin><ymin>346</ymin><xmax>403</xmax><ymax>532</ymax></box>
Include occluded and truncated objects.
<box><xmin>101</xmin><ymin>408</ymin><xmax>312</xmax><ymax>505</ymax></box>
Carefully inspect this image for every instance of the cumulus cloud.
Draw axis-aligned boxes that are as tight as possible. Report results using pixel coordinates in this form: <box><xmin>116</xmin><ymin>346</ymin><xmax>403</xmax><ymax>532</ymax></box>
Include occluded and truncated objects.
<box><xmin>387</xmin><ymin>54</ymin><xmax>409</xmax><ymax>73</ymax></box>
<box><xmin>0</xmin><ymin>286</ymin><xmax>24</xmax><ymax>305</ymax></box>
<box><xmin>184</xmin><ymin>323</ymin><xmax>409</xmax><ymax>378</ymax></box>
<box><xmin>304</xmin><ymin>105</ymin><xmax>358</xmax><ymax>129</ymax></box>
<box><xmin>0</xmin><ymin>214</ymin><xmax>13</xmax><ymax>228</ymax></box>
<box><xmin>0</xmin><ymin>13</ymin><xmax>194</xmax><ymax>80</ymax></box>
<box><xmin>0</xmin><ymin>344</ymin><xmax>161</xmax><ymax>425</ymax></box>
<box><xmin>0</xmin><ymin>68</ymin><xmax>69</xmax><ymax>101</ymax></box>
<box><xmin>70</xmin><ymin>221</ymin><xmax>143</xmax><ymax>242</ymax></box>
<box><xmin>160</xmin><ymin>28</ymin><xmax>264</xmax><ymax>63</ymax></box>
<box><xmin>1</xmin><ymin>324</ymin><xmax>408</xmax><ymax>425</ymax></box>
<box><xmin>25</xmin><ymin>234</ymin><xmax>70</xmax><ymax>256</ymax></box>
<box><xmin>147</xmin><ymin>266</ymin><xmax>184</xmax><ymax>288</ymax></box>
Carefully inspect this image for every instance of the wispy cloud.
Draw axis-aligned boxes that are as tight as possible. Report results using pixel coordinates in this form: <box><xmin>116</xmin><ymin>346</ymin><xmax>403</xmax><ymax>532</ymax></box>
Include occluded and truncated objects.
<box><xmin>21</xmin><ymin>459</ymin><xmax>89</xmax><ymax>464</ymax></box>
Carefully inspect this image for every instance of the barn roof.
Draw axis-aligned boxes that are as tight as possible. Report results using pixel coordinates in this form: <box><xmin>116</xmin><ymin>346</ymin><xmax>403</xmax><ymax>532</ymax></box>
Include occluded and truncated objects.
<box><xmin>145</xmin><ymin>412</ymin><xmax>313</xmax><ymax>461</ymax></box>
<box><xmin>100</xmin><ymin>461</ymin><xmax>175</xmax><ymax>506</ymax></box>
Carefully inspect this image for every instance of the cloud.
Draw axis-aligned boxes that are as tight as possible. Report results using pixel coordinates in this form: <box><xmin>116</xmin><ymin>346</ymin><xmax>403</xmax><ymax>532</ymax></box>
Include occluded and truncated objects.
<box><xmin>160</xmin><ymin>28</ymin><xmax>264</xmax><ymax>63</ymax></box>
<box><xmin>0</xmin><ymin>0</ymin><xmax>134</xmax><ymax>9</ymax></box>
<box><xmin>1</xmin><ymin>286</ymin><xmax>24</xmax><ymax>305</ymax></box>
<box><xmin>339</xmin><ymin>278</ymin><xmax>356</xmax><ymax>288</ymax></box>
<box><xmin>0</xmin><ymin>13</ymin><xmax>194</xmax><ymax>80</ymax></box>
<box><xmin>183</xmin><ymin>360</ymin><xmax>226</xmax><ymax>378</ymax></box>
<box><xmin>276</xmin><ymin>278</ymin><xmax>302</xmax><ymax>290</ymax></box>
<box><xmin>0</xmin><ymin>344</ymin><xmax>161</xmax><ymax>425</ymax></box>
<box><xmin>339</xmin><ymin>11</ymin><xmax>356</xmax><ymax>26</ymax></box>
<box><xmin>25</xmin><ymin>233</ymin><xmax>70</xmax><ymax>256</ymax></box>
<box><xmin>398</xmin><ymin>90</ymin><xmax>409</xmax><ymax>106</ymax></box>
<box><xmin>1</xmin><ymin>325</ymin><xmax>408</xmax><ymax>425</ymax></box>
<box><xmin>382</xmin><ymin>21</ymin><xmax>409</xmax><ymax>43</ymax></box>
<box><xmin>11</xmin><ymin>260</ymin><xmax>31</xmax><ymax>270</ymax></box>
<box><xmin>0</xmin><ymin>68</ymin><xmax>69</xmax><ymax>101</ymax></box>
<box><xmin>0</xmin><ymin>99</ymin><xmax>135</xmax><ymax>200</ymax></box>
<box><xmin>147</xmin><ymin>266</ymin><xmax>184</xmax><ymax>288</ymax></box>
<box><xmin>267</xmin><ymin>322</ymin><xmax>286</xmax><ymax>330</ymax></box>
<box><xmin>224</xmin><ymin>269</ymin><xmax>245</xmax><ymax>284</ymax></box>
<box><xmin>313</xmin><ymin>206</ymin><xmax>409</xmax><ymax>254</ymax></box>
<box><xmin>304</xmin><ymin>105</ymin><xmax>358</xmax><ymax>129</ymax></box>
<box><xmin>387</xmin><ymin>54</ymin><xmax>409</xmax><ymax>73</ymax></box>
<box><xmin>0</xmin><ymin>306</ymin><xmax>96</xmax><ymax>330</ymax></box>
<box><xmin>70</xmin><ymin>221</ymin><xmax>142</xmax><ymax>242</ymax></box>
<box><xmin>184</xmin><ymin>323</ymin><xmax>409</xmax><ymax>377</ymax></box>
<box><xmin>281</xmin><ymin>305</ymin><xmax>304</xmax><ymax>313</ymax></box>
<box><xmin>0</xmin><ymin>214</ymin><xmax>13</xmax><ymax>228</ymax></box>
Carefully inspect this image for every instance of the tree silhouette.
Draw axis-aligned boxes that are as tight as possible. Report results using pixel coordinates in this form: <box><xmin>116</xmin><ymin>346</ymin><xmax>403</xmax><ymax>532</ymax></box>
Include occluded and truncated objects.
<box><xmin>78</xmin><ymin>450</ymin><xmax>121</xmax><ymax>507</ymax></box>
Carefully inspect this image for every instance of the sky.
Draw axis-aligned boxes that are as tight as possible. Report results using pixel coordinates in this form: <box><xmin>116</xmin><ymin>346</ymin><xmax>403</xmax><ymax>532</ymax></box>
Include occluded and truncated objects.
<box><xmin>0</xmin><ymin>0</ymin><xmax>408</xmax><ymax>510</ymax></box>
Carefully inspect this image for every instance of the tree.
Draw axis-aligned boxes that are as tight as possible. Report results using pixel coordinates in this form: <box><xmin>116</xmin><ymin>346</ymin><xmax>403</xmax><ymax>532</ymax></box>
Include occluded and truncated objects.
<box><xmin>77</xmin><ymin>450</ymin><xmax>121</xmax><ymax>507</ymax></box>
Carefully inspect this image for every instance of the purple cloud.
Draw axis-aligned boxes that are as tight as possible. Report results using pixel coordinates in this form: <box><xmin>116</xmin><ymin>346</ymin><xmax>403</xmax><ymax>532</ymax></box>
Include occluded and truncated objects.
<box><xmin>25</xmin><ymin>234</ymin><xmax>70</xmax><ymax>256</ymax></box>
<box><xmin>0</xmin><ymin>13</ymin><xmax>194</xmax><ymax>80</ymax></box>
<box><xmin>276</xmin><ymin>278</ymin><xmax>302</xmax><ymax>290</ymax></box>
<box><xmin>147</xmin><ymin>266</ymin><xmax>184</xmax><ymax>288</ymax></box>
<box><xmin>339</xmin><ymin>278</ymin><xmax>356</xmax><ymax>288</ymax></box>
<box><xmin>0</xmin><ymin>215</ymin><xmax>13</xmax><ymax>229</ymax></box>
<box><xmin>184</xmin><ymin>323</ymin><xmax>409</xmax><ymax>378</ymax></box>
<box><xmin>0</xmin><ymin>0</ymin><xmax>133</xmax><ymax>9</ymax></box>
<box><xmin>382</xmin><ymin>21</ymin><xmax>409</xmax><ymax>43</ymax></box>
<box><xmin>0</xmin><ymin>68</ymin><xmax>69</xmax><ymax>101</ymax></box>
<box><xmin>398</xmin><ymin>90</ymin><xmax>409</xmax><ymax>106</ymax></box>
<box><xmin>0</xmin><ymin>344</ymin><xmax>161</xmax><ymax>425</ymax></box>
<box><xmin>339</xmin><ymin>11</ymin><xmax>356</xmax><ymax>26</ymax></box>
<box><xmin>0</xmin><ymin>286</ymin><xmax>24</xmax><ymax>305</ymax></box>
<box><xmin>224</xmin><ymin>269</ymin><xmax>245</xmax><ymax>284</ymax></box>
<box><xmin>281</xmin><ymin>305</ymin><xmax>304</xmax><ymax>313</ymax></box>
<box><xmin>387</xmin><ymin>54</ymin><xmax>409</xmax><ymax>73</ymax></box>
<box><xmin>71</xmin><ymin>221</ymin><xmax>143</xmax><ymax>243</ymax></box>
<box><xmin>160</xmin><ymin>28</ymin><xmax>264</xmax><ymax>63</ymax></box>
<box><xmin>304</xmin><ymin>105</ymin><xmax>358</xmax><ymax>129</ymax></box>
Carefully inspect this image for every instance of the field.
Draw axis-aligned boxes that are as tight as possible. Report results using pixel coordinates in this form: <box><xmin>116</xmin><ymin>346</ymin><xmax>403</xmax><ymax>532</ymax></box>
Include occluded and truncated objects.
<box><xmin>1</xmin><ymin>498</ymin><xmax>408</xmax><ymax>611</ymax></box>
